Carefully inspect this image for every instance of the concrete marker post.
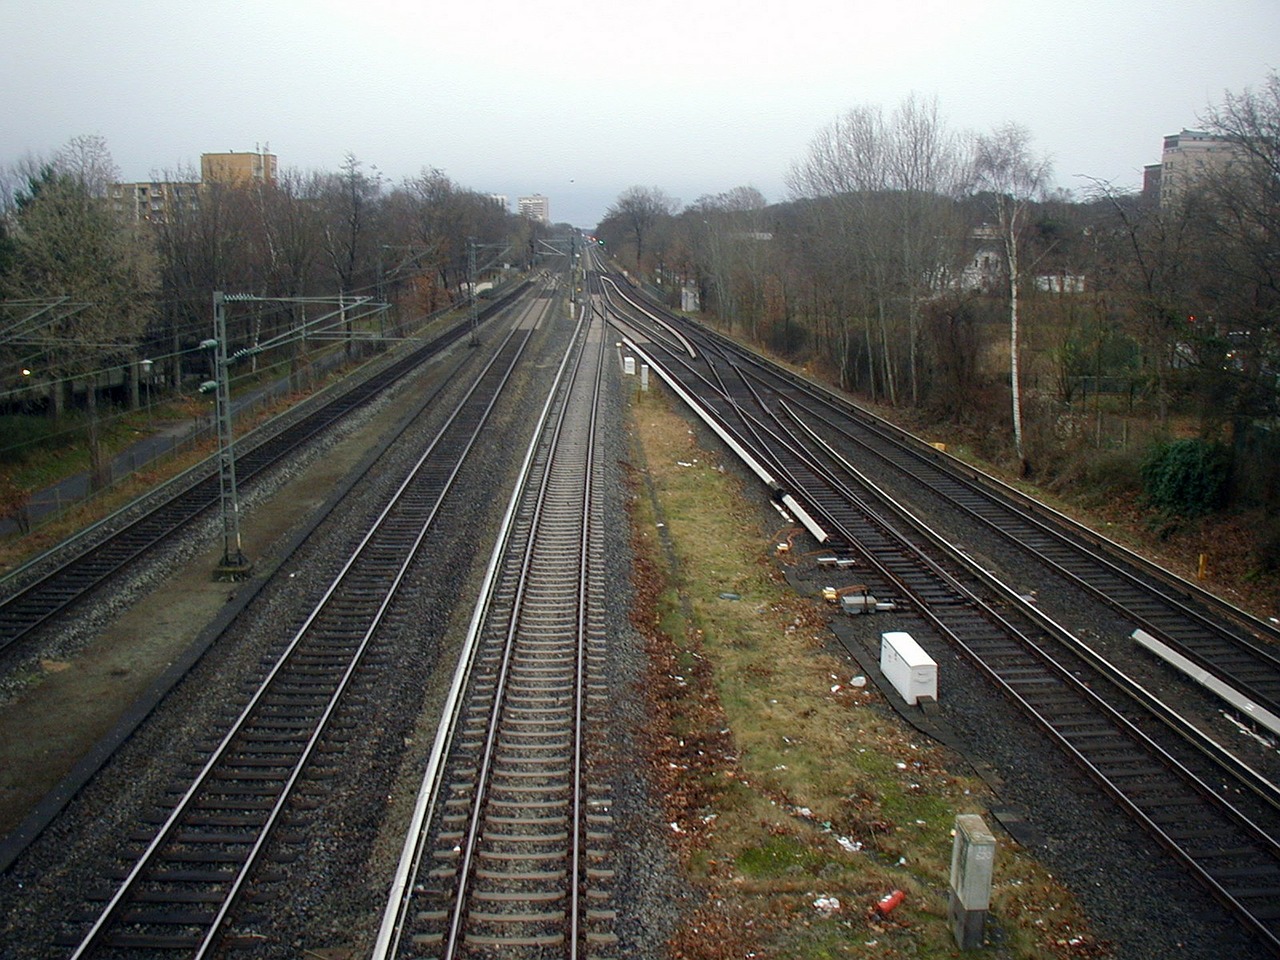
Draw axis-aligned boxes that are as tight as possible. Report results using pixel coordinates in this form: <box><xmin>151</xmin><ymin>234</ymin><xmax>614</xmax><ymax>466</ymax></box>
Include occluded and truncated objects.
<box><xmin>949</xmin><ymin>813</ymin><xmax>996</xmax><ymax>949</ymax></box>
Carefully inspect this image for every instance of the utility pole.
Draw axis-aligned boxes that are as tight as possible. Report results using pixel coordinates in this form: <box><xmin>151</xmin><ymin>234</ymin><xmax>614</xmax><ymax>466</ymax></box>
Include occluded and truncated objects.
<box><xmin>206</xmin><ymin>291</ymin><xmax>251</xmax><ymax>580</ymax></box>
<box><xmin>468</xmin><ymin>237</ymin><xmax>479</xmax><ymax>347</ymax></box>
<box><xmin>200</xmin><ymin>290</ymin><xmax>387</xmax><ymax>579</ymax></box>
<box><xmin>466</xmin><ymin>238</ymin><xmax>515</xmax><ymax>345</ymax></box>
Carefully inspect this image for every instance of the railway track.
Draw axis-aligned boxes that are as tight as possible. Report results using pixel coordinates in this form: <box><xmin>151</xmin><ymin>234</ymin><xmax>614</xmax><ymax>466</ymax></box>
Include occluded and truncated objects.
<box><xmin>601</xmin><ymin>271</ymin><xmax>1280</xmax><ymax>726</ymax></box>
<box><xmin>631</xmin><ymin>272</ymin><xmax>1280</xmax><ymax>706</ymax></box>
<box><xmin>374</xmin><ymin>307</ymin><xmax>614</xmax><ymax>959</ymax></box>
<box><xmin>60</xmin><ymin>313</ymin><xmax>540</xmax><ymax>959</ymax></box>
<box><xmin>0</xmin><ymin>283</ymin><xmax>531</xmax><ymax>655</ymax></box>
<box><xmin>595</xmin><ymin>270</ymin><xmax>1280</xmax><ymax>953</ymax></box>
<box><xmin>723</xmin><ymin>340</ymin><xmax>1280</xmax><ymax>716</ymax></box>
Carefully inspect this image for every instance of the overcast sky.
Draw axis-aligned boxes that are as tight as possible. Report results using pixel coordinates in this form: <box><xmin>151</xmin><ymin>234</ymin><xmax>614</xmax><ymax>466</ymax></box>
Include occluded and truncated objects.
<box><xmin>2</xmin><ymin>0</ymin><xmax>1276</xmax><ymax>227</ymax></box>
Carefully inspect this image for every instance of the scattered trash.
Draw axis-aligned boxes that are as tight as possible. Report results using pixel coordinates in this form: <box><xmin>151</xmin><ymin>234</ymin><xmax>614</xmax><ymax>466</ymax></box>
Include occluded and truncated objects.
<box><xmin>817</xmin><ymin>556</ymin><xmax>859</xmax><ymax>568</ymax></box>
<box><xmin>669</xmin><ymin>822</ymin><xmax>685</xmax><ymax>834</ymax></box>
<box><xmin>895</xmin><ymin>761</ymin><xmax>908</xmax><ymax>770</ymax></box>
<box><xmin>840</xmin><ymin>594</ymin><xmax>878</xmax><ymax>615</ymax></box>
<box><xmin>719</xmin><ymin>592</ymin><xmax>741</xmax><ymax>601</ymax></box>
<box><xmin>836</xmin><ymin>836</ymin><xmax>863</xmax><ymax>853</ymax></box>
<box><xmin>874</xmin><ymin>889</ymin><xmax>905</xmax><ymax>916</ymax></box>
<box><xmin>850</xmin><ymin>675</ymin><xmax>867</xmax><ymax>687</ymax></box>
<box><xmin>813</xmin><ymin>896</ymin><xmax>841</xmax><ymax>916</ymax></box>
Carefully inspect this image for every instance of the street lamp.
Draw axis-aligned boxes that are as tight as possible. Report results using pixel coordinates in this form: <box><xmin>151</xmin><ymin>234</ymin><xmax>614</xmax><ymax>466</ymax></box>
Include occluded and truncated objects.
<box><xmin>140</xmin><ymin>358</ymin><xmax>153</xmax><ymax>422</ymax></box>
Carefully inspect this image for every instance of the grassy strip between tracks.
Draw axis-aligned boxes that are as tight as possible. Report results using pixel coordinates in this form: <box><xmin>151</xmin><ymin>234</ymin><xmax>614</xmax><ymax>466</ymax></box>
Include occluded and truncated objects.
<box><xmin>627</xmin><ymin>386</ymin><xmax>1107</xmax><ymax>960</ymax></box>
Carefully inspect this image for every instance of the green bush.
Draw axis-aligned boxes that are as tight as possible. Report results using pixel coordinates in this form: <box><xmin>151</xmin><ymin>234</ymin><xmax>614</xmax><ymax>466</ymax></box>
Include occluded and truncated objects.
<box><xmin>1140</xmin><ymin>438</ymin><xmax>1230</xmax><ymax>518</ymax></box>
<box><xmin>0</xmin><ymin>414</ymin><xmax>79</xmax><ymax>466</ymax></box>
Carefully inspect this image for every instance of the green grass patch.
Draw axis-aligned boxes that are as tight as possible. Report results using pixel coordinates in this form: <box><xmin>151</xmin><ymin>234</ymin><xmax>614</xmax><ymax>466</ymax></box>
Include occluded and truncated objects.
<box><xmin>630</xmin><ymin>386</ymin><xmax>1108</xmax><ymax>959</ymax></box>
<box><xmin>737</xmin><ymin>834</ymin><xmax>835</xmax><ymax>879</ymax></box>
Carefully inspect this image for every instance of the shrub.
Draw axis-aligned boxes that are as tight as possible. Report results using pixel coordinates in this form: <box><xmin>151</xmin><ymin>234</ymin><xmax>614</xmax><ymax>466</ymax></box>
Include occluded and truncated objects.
<box><xmin>0</xmin><ymin>414</ymin><xmax>79</xmax><ymax>466</ymax></box>
<box><xmin>1140</xmin><ymin>438</ymin><xmax>1230</xmax><ymax>518</ymax></box>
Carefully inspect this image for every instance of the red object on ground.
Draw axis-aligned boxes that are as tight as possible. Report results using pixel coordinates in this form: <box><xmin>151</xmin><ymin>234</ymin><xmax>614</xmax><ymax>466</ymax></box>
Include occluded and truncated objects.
<box><xmin>875</xmin><ymin>889</ymin><xmax>905</xmax><ymax>916</ymax></box>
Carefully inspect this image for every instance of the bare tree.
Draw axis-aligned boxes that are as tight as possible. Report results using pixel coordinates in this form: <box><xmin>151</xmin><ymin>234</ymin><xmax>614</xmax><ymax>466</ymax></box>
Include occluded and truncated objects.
<box><xmin>973</xmin><ymin>123</ymin><xmax>1052</xmax><ymax>469</ymax></box>
<box><xmin>150</xmin><ymin>167</ymin><xmax>256</xmax><ymax>389</ymax></box>
<box><xmin>788</xmin><ymin>95</ymin><xmax>971</xmax><ymax>405</ymax></box>
<box><xmin>54</xmin><ymin>133</ymin><xmax>120</xmax><ymax>199</ymax></box>
<box><xmin>320</xmin><ymin>154</ymin><xmax>381</xmax><ymax>355</ymax></box>
<box><xmin>1191</xmin><ymin>73</ymin><xmax>1280</xmax><ymax>521</ymax></box>
<box><xmin>683</xmin><ymin>186</ymin><xmax>774</xmax><ymax>334</ymax></box>
<box><xmin>605</xmin><ymin>186</ymin><xmax>678</xmax><ymax>270</ymax></box>
<box><xmin>1081</xmin><ymin>177</ymin><xmax>1194</xmax><ymax>425</ymax></box>
<box><xmin>5</xmin><ymin>155</ymin><xmax>154</xmax><ymax>488</ymax></box>
<box><xmin>1198</xmin><ymin>73</ymin><xmax>1280</xmax><ymax>415</ymax></box>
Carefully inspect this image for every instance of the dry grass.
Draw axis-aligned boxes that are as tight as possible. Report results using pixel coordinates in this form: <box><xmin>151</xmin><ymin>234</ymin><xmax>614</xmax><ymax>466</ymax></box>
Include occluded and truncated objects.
<box><xmin>628</xmin><ymin>387</ymin><xmax>1109</xmax><ymax>959</ymax></box>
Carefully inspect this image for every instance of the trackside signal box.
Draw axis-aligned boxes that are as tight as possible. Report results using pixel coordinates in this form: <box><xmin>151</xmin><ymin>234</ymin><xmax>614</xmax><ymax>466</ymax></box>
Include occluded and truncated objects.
<box><xmin>879</xmin><ymin>631</ymin><xmax>937</xmax><ymax>705</ymax></box>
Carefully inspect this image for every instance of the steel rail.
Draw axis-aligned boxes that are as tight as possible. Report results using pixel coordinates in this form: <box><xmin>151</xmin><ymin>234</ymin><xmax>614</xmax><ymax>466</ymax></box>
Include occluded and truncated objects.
<box><xmin>0</xmin><ymin>284</ymin><xmax>533</xmax><ymax>654</ymax></box>
<box><xmin>616</xmin><ymin>292</ymin><xmax>1280</xmax><ymax>732</ymax></box>
<box><xmin>372</xmin><ymin>307</ymin><xmax>612</xmax><ymax>959</ymax></box>
<box><xmin>675</xmin><ymin>299</ymin><xmax>1280</xmax><ymax>653</ymax></box>
<box><xmin>622</xmin><ymin>323</ymin><xmax>1280</xmax><ymax>952</ymax></box>
<box><xmin>68</xmin><ymin>306</ymin><xmax>540</xmax><ymax>959</ymax></box>
<box><xmin>734</xmin><ymin>357</ymin><xmax>1280</xmax><ymax>715</ymax></box>
<box><xmin>441</xmin><ymin>313</ymin><xmax>601</xmax><ymax>958</ymax></box>
<box><xmin>371</xmin><ymin>306</ymin><xmax>590</xmax><ymax>960</ymax></box>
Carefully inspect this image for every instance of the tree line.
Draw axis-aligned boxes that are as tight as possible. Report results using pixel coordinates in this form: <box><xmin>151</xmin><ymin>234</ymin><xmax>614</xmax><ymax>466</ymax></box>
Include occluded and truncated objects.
<box><xmin>0</xmin><ymin>138</ymin><xmax>552</xmax><ymax>489</ymax></box>
<box><xmin>595</xmin><ymin>78</ymin><xmax>1280</xmax><ymax>559</ymax></box>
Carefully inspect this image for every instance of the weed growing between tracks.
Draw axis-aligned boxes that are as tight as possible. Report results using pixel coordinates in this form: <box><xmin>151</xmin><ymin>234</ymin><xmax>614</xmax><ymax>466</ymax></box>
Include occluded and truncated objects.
<box><xmin>627</xmin><ymin>388</ymin><xmax>1108</xmax><ymax>960</ymax></box>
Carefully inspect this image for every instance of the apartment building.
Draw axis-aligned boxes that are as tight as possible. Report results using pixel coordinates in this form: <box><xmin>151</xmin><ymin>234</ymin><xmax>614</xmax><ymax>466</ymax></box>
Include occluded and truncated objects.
<box><xmin>108</xmin><ymin>179</ymin><xmax>200</xmax><ymax>222</ymax></box>
<box><xmin>518</xmin><ymin>194</ymin><xmax>551</xmax><ymax>224</ymax></box>
<box><xmin>110</xmin><ymin>148</ymin><xmax>279</xmax><ymax>222</ymax></box>
<box><xmin>200</xmin><ymin>149</ymin><xmax>278</xmax><ymax>186</ymax></box>
<box><xmin>1154</xmin><ymin>129</ymin><xmax>1241</xmax><ymax>206</ymax></box>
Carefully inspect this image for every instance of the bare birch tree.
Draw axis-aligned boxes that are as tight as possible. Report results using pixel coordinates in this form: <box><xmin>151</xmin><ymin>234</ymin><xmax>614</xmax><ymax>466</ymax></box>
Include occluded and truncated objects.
<box><xmin>973</xmin><ymin>123</ymin><xmax>1052</xmax><ymax>469</ymax></box>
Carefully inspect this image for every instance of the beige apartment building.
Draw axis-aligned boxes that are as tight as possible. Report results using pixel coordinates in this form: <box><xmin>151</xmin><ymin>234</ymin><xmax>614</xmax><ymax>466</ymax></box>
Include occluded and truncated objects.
<box><xmin>200</xmin><ymin>149</ymin><xmax>278</xmax><ymax>185</ymax></box>
<box><xmin>108</xmin><ymin>179</ymin><xmax>200</xmax><ymax>223</ymax></box>
<box><xmin>1150</xmin><ymin>129</ymin><xmax>1242</xmax><ymax>206</ymax></box>
<box><xmin>110</xmin><ymin>148</ymin><xmax>279</xmax><ymax>222</ymax></box>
